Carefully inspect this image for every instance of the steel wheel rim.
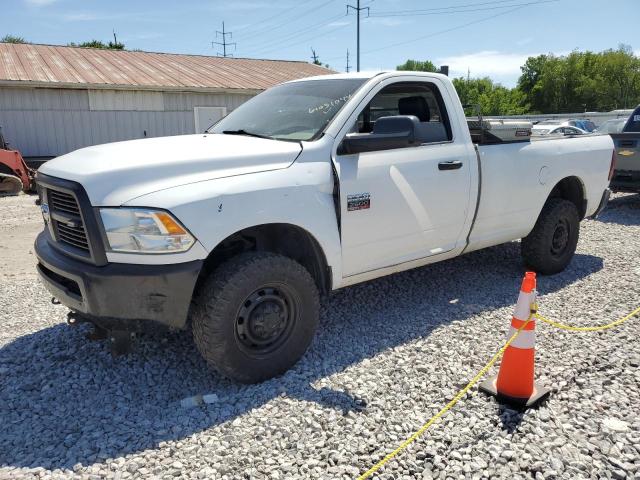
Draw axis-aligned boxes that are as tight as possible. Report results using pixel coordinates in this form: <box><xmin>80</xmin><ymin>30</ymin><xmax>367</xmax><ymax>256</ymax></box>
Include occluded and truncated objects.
<box><xmin>550</xmin><ymin>218</ymin><xmax>570</xmax><ymax>256</ymax></box>
<box><xmin>235</xmin><ymin>284</ymin><xmax>298</xmax><ymax>356</ymax></box>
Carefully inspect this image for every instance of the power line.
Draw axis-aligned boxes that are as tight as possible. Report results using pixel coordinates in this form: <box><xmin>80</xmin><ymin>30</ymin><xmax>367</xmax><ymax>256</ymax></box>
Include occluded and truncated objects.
<box><xmin>369</xmin><ymin>0</ymin><xmax>558</xmax><ymax>18</ymax></box>
<box><xmin>371</xmin><ymin>0</ymin><xmax>535</xmax><ymax>15</ymax></box>
<box><xmin>250</xmin><ymin>21</ymin><xmax>352</xmax><ymax>58</ymax></box>
<box><xmin>231</xmin><ymin>0</ymin><xmax>316</xmax><ymax>35</ymax></box>
<box><xmin>212</xmin><ymin>22</ymin><xmax>236</xmax><ymax>57</ymax></box>
<box><xmin>346</xmin><ymin>0</ymin><xmax>370</xmax><ymax>72</ymax></box>
<box><xmin>243</xmin><ymin>13</ymin><xmax>350</xmax><ymax>57</ymax></box>
<box><xmin>236</xmin><ymin>0</ymin><xmax>338</xmax><ymax>46</ymax></box>
<box><xmin>321</xmin><ymin>0</ymin><xmax>548</xmax><ymax>64</ymax></box>
<box><xmin>362</xmin><ymin>4</ymin><xmax>530</xmax><ymax>57</ymax></box>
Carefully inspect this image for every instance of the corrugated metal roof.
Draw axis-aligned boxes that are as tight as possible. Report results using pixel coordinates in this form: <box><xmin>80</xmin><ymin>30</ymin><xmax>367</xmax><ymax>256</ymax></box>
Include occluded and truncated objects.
<box><xmin>0</xmin><ymin>43</ymin><xmax>333</xmax><ymax>92</ymax></box>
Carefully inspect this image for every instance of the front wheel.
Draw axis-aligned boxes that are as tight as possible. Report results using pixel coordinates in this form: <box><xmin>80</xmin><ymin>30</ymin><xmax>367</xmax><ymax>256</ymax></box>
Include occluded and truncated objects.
<box><xmin>521</xmin><ymin>198</ymin><xmax>580</xmax><ymax>275</ymax></box>
<box><xmin>191</xmin><ymin>252</ymin><xmax>320</xmax><ymax>383</ymax></box>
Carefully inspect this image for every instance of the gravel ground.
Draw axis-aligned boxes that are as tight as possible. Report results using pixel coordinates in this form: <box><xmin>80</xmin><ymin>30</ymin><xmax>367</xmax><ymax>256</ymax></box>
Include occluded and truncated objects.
<box><xmin>1</xmin><ymin>192</ymin><xmax>639</xmax><ymax>480</ymax></box>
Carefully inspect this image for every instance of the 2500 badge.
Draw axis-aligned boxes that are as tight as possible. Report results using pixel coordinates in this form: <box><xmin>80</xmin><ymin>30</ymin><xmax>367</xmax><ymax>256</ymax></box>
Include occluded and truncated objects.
<box><xmin>347</xmin><ymin>193</ymin><xmax>370</xmax><ymax>211</ymax></box>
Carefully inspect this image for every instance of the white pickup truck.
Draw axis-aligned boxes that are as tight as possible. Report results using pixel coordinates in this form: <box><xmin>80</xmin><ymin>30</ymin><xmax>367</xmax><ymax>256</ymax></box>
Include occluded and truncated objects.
<box><xmin>35</xmin><ymin>71</ymin><xmax>613</xmax><ymax>382</ymax></box>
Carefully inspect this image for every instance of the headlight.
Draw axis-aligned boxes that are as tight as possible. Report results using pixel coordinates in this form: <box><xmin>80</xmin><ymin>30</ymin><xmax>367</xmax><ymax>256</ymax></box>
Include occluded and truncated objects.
<box><xmin>99</xmin><ymin>208</ymin><xmax>195</xmax><ymax>254</ymax></box>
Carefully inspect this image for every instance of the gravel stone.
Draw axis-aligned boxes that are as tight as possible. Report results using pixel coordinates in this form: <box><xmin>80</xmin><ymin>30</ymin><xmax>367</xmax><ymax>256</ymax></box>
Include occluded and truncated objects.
<box><xmin>1</xmin><ymin>192</ymin><xmax>639</xmax><ymax>479</ymax></box>
<box><xmin>603</xmin><ymin>418</ymin><xmax>630</xmax><ymax>433</ymax></box>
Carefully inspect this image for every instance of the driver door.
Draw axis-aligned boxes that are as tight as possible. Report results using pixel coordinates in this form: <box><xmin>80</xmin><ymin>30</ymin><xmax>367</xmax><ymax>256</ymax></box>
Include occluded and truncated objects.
<box><xmin>334</xmin><ymin>80</ymin><xmax>473</xmax><ymax>277</ymax></box>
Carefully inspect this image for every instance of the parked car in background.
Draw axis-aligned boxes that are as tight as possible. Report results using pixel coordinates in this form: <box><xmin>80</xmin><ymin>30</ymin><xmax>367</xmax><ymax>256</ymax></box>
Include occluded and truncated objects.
<box><xmin>594</xmin><ymin>118</ymin><xmax>627</xmax><ymax>134</ymax></box>
<box><xmin>550</xmin><ymin>126</ymin><xmax>589</xmax><ymax>136</ymax></box>
<box><xmin>564</xmin><ymin>119</ymin><xmax>596</xmax><ymax>132</ymax></box>
<box><xmin>532</xmin><ymin>121</ymin><xmax>562</xmax><ymax>135</ymax></box>
<box><xmin>532</xmin><ymin>123</ymin><xmax>588</xmax><ymax>136</ymax></box>
<box><xmin>610</xmin><ymin>105</ymin><xmax>640</xmax><ymax>192</ymax></box>
<box><xmin>532</xmin><ymin>119</ymin><xmax>596</xmax><ymax>135</ymax></box>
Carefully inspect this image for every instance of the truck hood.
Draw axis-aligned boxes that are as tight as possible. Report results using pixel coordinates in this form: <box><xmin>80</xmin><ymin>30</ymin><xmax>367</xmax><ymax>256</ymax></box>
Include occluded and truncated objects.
<box><xmin>39</xmin><ymin>134</ymin><xmax>302</xmax><ymax>205</ymax></box>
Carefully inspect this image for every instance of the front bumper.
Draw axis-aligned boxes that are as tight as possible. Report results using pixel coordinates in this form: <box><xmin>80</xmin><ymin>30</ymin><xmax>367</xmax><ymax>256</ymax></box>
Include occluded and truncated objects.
<box><xmin>35</xmin><ymin>231</ymin><xmax>202</xmax><ymax>330</ymax></box>
<box><xmin>589</xmin><ymin>188</ymin><xmax>611</xmax><ymax>219</ymax></box>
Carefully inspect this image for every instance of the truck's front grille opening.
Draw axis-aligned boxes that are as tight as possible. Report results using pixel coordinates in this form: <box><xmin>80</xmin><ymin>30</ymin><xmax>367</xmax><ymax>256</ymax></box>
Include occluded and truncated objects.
<box><xmin>46</xmin><ymin>187</ymin><xmax>91</xmax><ymax>254</ymax></box>
<box><xmin>56</xmin><ymin>222</ymin><xmax>90</xmax><ymax>251</ymax></box>
<box><xmin>49</xmin><ymin>190</ymin><xmax>81</xmax><ymax>215</ymax></box>
<box><xmin>39</xmin><ymin>264</ymin><xmax>82</xmax><ymax>299</ymax></box>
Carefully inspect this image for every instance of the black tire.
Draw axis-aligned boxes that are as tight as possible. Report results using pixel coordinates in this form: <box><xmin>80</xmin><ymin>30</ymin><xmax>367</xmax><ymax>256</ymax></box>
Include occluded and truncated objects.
<box><xmin>191</xmin><ymin>252</ymin><xmax>320</xmax><ymax>383</ymax></box>
<box><xmin>521</xmin><ymin>198</ymin><xmax>580</xmax><ymax>275</ymax></box>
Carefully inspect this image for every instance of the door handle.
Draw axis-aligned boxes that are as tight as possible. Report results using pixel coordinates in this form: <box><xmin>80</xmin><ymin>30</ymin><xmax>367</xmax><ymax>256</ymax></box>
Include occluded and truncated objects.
<box><xmin>438</xmin><ymin>160</ymin><xmax>463</xmax><ymax>171</ymax></box>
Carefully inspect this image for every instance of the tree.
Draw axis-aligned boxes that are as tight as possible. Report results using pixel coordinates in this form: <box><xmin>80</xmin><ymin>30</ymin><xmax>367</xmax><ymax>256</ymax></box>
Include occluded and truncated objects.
<box><xmin>517</xmin><ymin>47</ymin><xmax>640</xmax><ymax>113</ymax></box>
<box><xmin>396</xmin><ymin>59</ymin><xmax>437</xmax><ymax>72</ymax></box>
<box><xmin>453</xmin><ymin>76</ymin><xmax>528</xmax><ymax>115</ymax></box>
<box><xmin>68</xmin><ymin>40</ymin><xmax>125</xmax><ymax>50</ymax></box>
<box><xmin>1</xmin><ymin>35</ymin><xmax>28</xmax><ymax>44</ymax></box>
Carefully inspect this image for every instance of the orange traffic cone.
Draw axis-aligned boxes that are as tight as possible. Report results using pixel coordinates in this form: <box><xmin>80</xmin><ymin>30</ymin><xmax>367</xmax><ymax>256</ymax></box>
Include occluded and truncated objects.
<box><xmin>480</xmin><ymin>272</ymin><xmax>550</xmax><ymax>409</ymax></box>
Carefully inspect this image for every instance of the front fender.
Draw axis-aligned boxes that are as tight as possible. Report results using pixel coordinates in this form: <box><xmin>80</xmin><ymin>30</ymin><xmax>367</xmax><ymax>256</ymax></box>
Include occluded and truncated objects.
<box><xmin>125</xmin><ymin>160</ymin><xmax>343</xmax><ymax>287</ymax></box>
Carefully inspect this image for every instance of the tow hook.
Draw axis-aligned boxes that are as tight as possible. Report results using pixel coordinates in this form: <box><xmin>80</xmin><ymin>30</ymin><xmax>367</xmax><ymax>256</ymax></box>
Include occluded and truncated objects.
<box><xmin>66</xmin><ymin>311</ymin><xmax>80</xmax><ymax>325</ymax></box>
<box><xmin>109</xmin><ymin>330</ymin><xmax>135</xmax><ymax>357</ymax></box>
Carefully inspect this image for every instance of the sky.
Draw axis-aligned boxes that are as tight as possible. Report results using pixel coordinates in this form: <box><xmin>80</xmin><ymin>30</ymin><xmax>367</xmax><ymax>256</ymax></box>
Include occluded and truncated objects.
<box><xmin>4</xmin><ymin>0</ymin><xmax>640</xmax><ymax>87</ymax></box>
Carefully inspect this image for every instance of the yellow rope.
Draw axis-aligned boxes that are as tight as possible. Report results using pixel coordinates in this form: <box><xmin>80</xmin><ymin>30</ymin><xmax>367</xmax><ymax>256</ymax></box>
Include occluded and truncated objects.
<box><xmin>534</xmin><ymin>305</ymin><xmax>640</xmax><ymax>331</ymax></box>
<box><xmin>357</xmin><ymin>304</ymin><xmax>640</xmax><ymax>480</ymax></box>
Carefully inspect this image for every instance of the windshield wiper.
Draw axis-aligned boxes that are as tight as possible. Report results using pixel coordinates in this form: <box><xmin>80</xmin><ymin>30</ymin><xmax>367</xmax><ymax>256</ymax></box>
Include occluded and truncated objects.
<box><xmin>222</xmin><ymin>129</ymin><xmax>272</xmax><ymax>140</ymax></box>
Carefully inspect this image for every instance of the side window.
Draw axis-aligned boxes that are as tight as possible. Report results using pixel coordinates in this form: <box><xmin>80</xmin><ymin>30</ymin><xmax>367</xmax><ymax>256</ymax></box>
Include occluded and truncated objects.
<box><xmin>356</xmin><ymin>82</ymin><xmax>452</xmax><ymax>144</ymax></box>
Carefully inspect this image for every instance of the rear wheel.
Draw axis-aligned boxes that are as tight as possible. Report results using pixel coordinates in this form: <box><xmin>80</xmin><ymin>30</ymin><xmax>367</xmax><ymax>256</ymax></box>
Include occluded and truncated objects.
<box><xmin>521</xmin><ymin>198</ymin><xmax>580</xmax><ymax>275</ymax></box>
<box><xmin>191</xmin><ymin>252</ymin><xmax>320</xmax><ymax>383</ymax></box>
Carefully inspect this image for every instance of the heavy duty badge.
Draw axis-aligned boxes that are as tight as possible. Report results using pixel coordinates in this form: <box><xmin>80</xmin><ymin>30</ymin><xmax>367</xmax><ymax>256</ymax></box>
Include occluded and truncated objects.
<box><xmin>347</xmin><ymin>193</ymin><xmax>370</xmax><ymax>211</ymax></box>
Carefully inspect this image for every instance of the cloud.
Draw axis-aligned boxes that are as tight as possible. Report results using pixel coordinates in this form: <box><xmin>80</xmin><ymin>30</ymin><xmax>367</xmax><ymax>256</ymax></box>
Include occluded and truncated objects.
<box><xmin>62</xmin><ymin>12</ymin><xmax>99</xmax><ymax>21</ymax></box>
<box><xmin>60</xmin><ymin>11</ymin><xmax>133</xmax><ymax>22</ymax></box>
<box><xmin>516</xmin><ymin>37</ymin><xmax>533</xmax><ymax>47</ymax></box>
<box><xmin>436</xmin><ymin>50</ymin><xmax>537</xmax><ymax>85</ymax></box>
<box><xmin>327</xmin><ymin>20</ymin><xmax>351</xmax><ymax>27</ymax></box>
<box><xmin>217</xmin><ymin>1</ymin><xmax>289</xmax><ymax>10</ymax></box>
<box><xmin>25</xmin><ymin>0</ymin><xmax>57</xmax><ymax>5</ymax></box>
<box><xmin>363</xmin><ymin>17</ymin><xmax>409</xmax><ymax>27</ymax></box>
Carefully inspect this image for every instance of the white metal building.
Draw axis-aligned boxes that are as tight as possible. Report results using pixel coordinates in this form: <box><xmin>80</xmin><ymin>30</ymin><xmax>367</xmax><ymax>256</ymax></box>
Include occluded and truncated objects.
<box><xmin>0</xmin><ymin>43</ymin><xmax>331</xmax><ymax>159</ymax></box>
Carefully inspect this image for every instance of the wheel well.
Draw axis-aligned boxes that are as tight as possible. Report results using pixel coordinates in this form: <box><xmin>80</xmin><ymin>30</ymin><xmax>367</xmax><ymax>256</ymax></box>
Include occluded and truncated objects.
<box><xmin>196</xmin><ymin>223</ymin><xmax>331</xmax><ymax>295</ymax></box>
<box><xmin>547</xmin><ymin>176</ymin><xmax>586</xmax><ymax>219</ymax></box>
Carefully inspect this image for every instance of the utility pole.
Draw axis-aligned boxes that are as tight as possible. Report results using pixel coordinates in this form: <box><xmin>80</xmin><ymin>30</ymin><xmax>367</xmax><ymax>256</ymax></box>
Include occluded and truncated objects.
<box><xmin>113</xmin><ymin>30</ymin><xmax>118</xmax><ymax>45</ymax></box>
<box><xmin>347</xmin><ymin>0</ymin><xmax>369</xmax><ymax>72</ymax></box>
<box><xmin>213</xmin><ymin>22</ymin><xmax>236</xmax><ymax>57</ymax></box>
<box><xmin>346</xmin><ymin>49</ymin><xmax>351</xmax><ymax>73</ymax></box>
<box><xmin>311</xmin><ymin>48</ymin><xmax>320</xmax><ymax>65</ymax></box>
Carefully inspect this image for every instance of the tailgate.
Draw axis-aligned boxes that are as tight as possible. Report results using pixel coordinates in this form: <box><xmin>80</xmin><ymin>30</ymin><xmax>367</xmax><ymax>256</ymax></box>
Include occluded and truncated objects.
<box><xmin>610</xmin><ymin>132</ymin><xmax>640</xmax><ymax>171</ymax></box>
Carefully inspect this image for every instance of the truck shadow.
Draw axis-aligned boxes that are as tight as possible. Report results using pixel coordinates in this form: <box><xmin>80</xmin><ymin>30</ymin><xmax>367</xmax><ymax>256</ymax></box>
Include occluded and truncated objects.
<box><xmin>0</xmin><ymin>243</ymin><xmax>603</xmax><ymax>471</ymax></box>
<box><xmin>597</xmin><ymin>192</ymin><xmax>640</xmax><ymax>226</ymax></box>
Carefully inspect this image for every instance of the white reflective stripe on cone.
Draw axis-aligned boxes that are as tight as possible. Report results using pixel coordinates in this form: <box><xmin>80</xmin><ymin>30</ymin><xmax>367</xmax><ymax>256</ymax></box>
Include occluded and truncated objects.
<box><xmin>513</xmin><ymin>290</ymin><xmax>537</xmax><ymax>321</ymax></box>
<box><xmin>505</xmin><ymin>327</ymin><xmax>536</xmax><ymax>349</ymax></box>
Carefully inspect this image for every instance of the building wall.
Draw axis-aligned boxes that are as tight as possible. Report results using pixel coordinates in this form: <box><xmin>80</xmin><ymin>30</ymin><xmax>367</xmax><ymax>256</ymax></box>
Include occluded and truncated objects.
<box><xmin>0</xmin><ymin>87</ymin><xmax>253</xmax><ymax>158</ymax></box>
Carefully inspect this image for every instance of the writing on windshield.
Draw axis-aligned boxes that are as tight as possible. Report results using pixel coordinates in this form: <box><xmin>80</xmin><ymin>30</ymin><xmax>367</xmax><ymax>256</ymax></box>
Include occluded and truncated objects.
<box><xmin>308</xmin><ymin>94</ymin><xmax>353</xmax><ymax>115</ymax></box>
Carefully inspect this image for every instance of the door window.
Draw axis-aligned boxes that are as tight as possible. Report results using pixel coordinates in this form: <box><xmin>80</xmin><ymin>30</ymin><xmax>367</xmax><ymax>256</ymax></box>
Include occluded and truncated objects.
<box><xmin>354</xmin><ymin>82</ymin><xmax>452</xmax><ymax>145</ymax></box>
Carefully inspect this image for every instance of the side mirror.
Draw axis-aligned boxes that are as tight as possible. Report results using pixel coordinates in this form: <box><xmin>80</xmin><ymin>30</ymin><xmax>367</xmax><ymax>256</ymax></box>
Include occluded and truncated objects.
<box><xmin>338</xmin><ymin>115</ymin><xmax>419</xmax><ymax>155</ymax></box>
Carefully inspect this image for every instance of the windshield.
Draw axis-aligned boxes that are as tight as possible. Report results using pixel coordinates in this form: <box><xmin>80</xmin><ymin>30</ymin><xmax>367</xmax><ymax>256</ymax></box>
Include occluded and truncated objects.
<box><xmin>209</xmin><ymin>78</ymin><xmax>366</xmax><ymax>142</ymax></box>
